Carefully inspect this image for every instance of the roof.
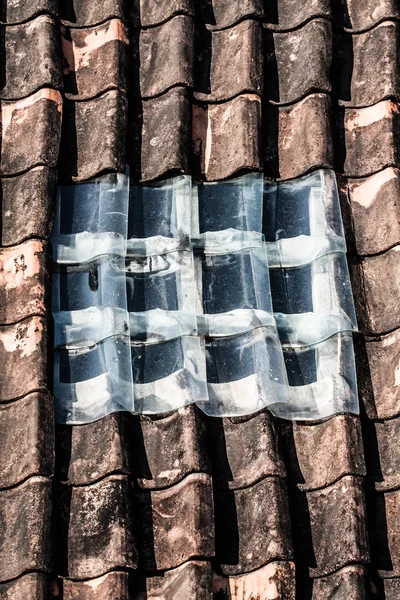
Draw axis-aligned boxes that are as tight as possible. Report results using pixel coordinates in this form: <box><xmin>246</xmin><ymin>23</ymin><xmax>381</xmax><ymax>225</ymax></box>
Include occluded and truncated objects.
<box><xmin>0</xmin><ymin>0</ymin><xmax>399</xmax><ymax>598</ymax></box>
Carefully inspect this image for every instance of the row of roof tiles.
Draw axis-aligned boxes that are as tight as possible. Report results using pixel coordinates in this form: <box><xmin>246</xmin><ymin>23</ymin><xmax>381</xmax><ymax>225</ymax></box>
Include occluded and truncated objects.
<box><xmin>2</xmin><ymin>0</ymin><xmax>400</xmax><ymax>32</ymax></box>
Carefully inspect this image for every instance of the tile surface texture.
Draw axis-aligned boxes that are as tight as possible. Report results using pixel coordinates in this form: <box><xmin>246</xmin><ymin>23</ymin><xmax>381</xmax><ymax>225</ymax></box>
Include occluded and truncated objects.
<box><xmin>0</xmin><ymin>0</ymin><xmax>398</xmax><ymax>598</ymax></box>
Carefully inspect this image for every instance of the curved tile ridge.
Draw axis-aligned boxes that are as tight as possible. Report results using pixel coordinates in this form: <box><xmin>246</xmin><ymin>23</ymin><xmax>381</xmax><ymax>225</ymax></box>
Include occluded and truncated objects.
<box><xmin>289</xmin><ymin>475</ymin><xmax>369</xmax><ymax>578</ymax></box>
<box><xmin>0</xmin><ymin>0</ymin><xmax>58</xmax><ymax>25</ymax></box>
<box><xmin>1</xmin><ymin>88</ymin><xmax>62</xmax><ymax>177</ymax></box>
<box><xmin>333</xmin><ymin>21</ymin><xmax>400</xmax><ymax>108</ymax></box>
<box><xmin>0</xmin><ymin>393</ymin><xmax>54</xmax><ymax>491</ymax></box>
<box><xmin>280</xmin><ymin>414</ymin><xmax>365</xmax><ymax>492</ymax></box>
<box><xmin>1</xmin><ymin>167</ymin><xmax>57</xmax><ymax>247</ymax></box>
<box><xmin>131</xmin><ymin>14</ymin><xmax>194</xmax><ymax>99</ymax></box>
<box><xmin>350</xmin><ymin>246</ymin><xmax>400</xmax><ymax>335</ymax></box>
<box><xmin>61</xmin><ymin>18</ymin><xmax>128</xmax><ymax>101</ymax></box>
<box><xmin>130</xmin><ymin>0</ymin><xmax>194</xmax><ymax>29</ymax></box>
<box><xmin>59</xmin><ymin>0</ymin><xmax>125</xmax><ymax>28</ymax></box>
<box><xmin>339</xmin><ymin>168</ymin><xmax>400</xmax><ymax>258</ymax></box>
<box><xmin>0</xmin><ymin>316</ymin><xmax>49</xmax><ymax>403</ymax></box>
<box><xmin>213</xmin><ymin>561</ymin><xmax>296</xmax><ymax>600</ymax></box>
<box><xmin>0</xmin><ymin>15</ymin><xmax>62</xmax><ymax>101</ymax></box>
<box><xmin>296</xmin><ymin>565</ymin><xmax>369</xmax><ymax>599</ymax></box>
<box><xmin>0</xmin><ymin>573</ymin><xmax>53</xmax><ymax>600</ymax></box>
<box><xmin>194</xmin><ymin>19</ymin><xmax>263</xmax><ymax>103</ymax></box>
<box><xmin>357</xmin><ymin>328</ymin><xmax>400</xmax><ymax>421</ymax></box>
<box><xmin>0</xmin><ymin>475</ymin><xmax>52</xmax><ymax>583</ymax></box>
<box><xmin>0</xmin><ymin>240</ymin><xmax>50</xmax><ymax>325</ymax></box>
<box><xmin>193</xmin><ymin>94</ymin><xmax>262</xmax><ymax>181</ymax></box>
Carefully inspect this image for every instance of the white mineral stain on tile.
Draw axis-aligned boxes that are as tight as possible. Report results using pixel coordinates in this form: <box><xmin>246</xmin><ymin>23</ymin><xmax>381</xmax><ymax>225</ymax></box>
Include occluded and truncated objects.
<box><xmin>346</xmin><ymin>101</ymin><xmax>398</xmax><ymax>132</ymax></box>
<box><xmin>350</xmin><ymin>168</ymin><xmax>398</xmax><ymax>208</ymax></box>
<box><xmin>0</xmin><ymin>318</ymin><xmax>43</xmax><ymax>357</ymax></box>
<box><xmin>0</xmin><ymin>241</ymin><xmax>42</xmax><ymax>290</ymax></box>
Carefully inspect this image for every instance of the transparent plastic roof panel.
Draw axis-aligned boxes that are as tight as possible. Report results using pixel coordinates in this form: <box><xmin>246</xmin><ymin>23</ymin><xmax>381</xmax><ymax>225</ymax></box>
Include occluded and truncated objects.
<box><xmin>264</xmin><ymin>170</ymin><xmax>359</xmax><ymax>419</ymax></box>
<box><xmin>52</xmin><ymin>168</ymin><xmax>358</xmax><ymax>423</ymax></box>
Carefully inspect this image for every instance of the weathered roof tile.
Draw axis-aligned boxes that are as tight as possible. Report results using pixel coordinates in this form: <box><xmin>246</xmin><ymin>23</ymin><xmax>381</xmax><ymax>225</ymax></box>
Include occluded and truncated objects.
<box><xmin>130</xmin><ymin>0</ymin><xmax>194</xmax><ymax>28</ymax></box>
<box><xmin>136</xmin><ymin>561</ymin><xmax>212</xmax><ymax>600</ymax></box>
<box><xmin>297</xmin><ymin>565</ymin><xmax>368</xmax><ymax>600</ymax></box>
<box><xmin>368</xmin><ymin>488</ymin><xmax>400</xmax><ymax>578</ymax></box>
<box><xmin>0</xmin><ymin>0</ymin><xmax>58</xmax><ymax>24</ymax></box>
<box><xmin>264</xmin><ymin>0</ymin><xmax>330</xmax><ymax>31</ymax></box>
<box><xmin>363</xmin><ymin>416</ymin><xmax>400</xmax><ymax>492</ymax></box>
<box><xmin>0</xmin><ymin>573</ymin><xmax>52</xmax><ymax>600</ymax></box>
<box><xmin>213</xmin><ymin>561</ymin><xmax>296</xmax><ymax>600</ymax></box>
<box><xmin>196</xmin><ymin>0</ymin><xmax>264</xmax><ymax>31</ymax></box>
<box><xmin>59</xmin><ymin>0</ymin><xmax>125</xmax><ymax>28</ymax></box>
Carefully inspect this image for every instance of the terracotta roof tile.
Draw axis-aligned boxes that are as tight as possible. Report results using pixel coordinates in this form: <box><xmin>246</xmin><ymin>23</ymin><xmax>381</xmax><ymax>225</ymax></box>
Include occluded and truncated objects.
<box><xmin>0</xmin><ymin>393</ymin><xmax>53</xmax><ymax>489</ymax></box>
<box><xmin>196</xmin><ymin>0</ymin><xmax>264</xmax><ymax>31</ymax></box>
<box><xmin>264</xmin><ymin>93</ymin><xmax>334</xmax><ymax>179</ymax></box>
<box><xmin>0</xmin><ymin>476</ymin><xmax>52</xmax><ymax>582</ymax></box>
<box><xmin>333</xmin><ymin>0</ymin><xmax>400</xmax><ymax>32</ymax></box>
<box><xmin>264</xmin><ymin>0</ymin><xmax>330</xmax><ymax>31</ymax></box>
<box><xmin>213</xmin><ymin>561</ymin><xmax>296</xmax><ymax>600</ymax></box>
<box><xmin>363</xmin><ymin>417</ymin><xmax>400</xmax><ymax>491</ymax></box>
<box><xmin>55</xmin><ymin>474</ymin><xmax>137</xmax><ymax>579</ymax></box>
<box><xmin>59</xmin><ymin>90</ymin><xmax>127</xmax><ymax>181</ymax></box>
<box><xmin>0</xmin><ymin>167</ymin><xmax>57</xmax><ymax>247</ymax></box>
<box><xmin>265</xmin><ymin>19</ymin><xmax>332</xmax><ymax>105</ymax></box>
<box><xmin>61</xmin><ymin>19</ymin><xmax>128</xmax><ymax>100</ymax></box>
<box><xmin>62</xmin><ymin>572</ymin><xmax>131</xmax><ymax>600</ymax></box>
<box><xmin>368</xmin><ymin>489</ymin><xmax>400</xmax><ymax>578</ymax></box>
<box><xmin>0</xmin><ymin>0</ymin><xmax>58</xmax><ymax>25</ymax></box>
<box><xmin>130</xmin><ymin>0</ymin><xmax>194</xmax><ymax>28</ymax></box>
<box><xmin>0</xmin><ymin>573</ymin><xmax>52</xmax><ymax>600</ymax></box>
<box><xmin>334</xmin><ymin>22</ymin><xmax>400</xmax><ymax>107</ymax></box>
<box><xmin>133</xmin><ymin>15</ymin><xmax>194</xmax><ymax>98</ymax></box>
<box><xmin>1</xmin><ymin>89</ymin><xmax>62</xmax><ymax>176</ymax></box>
<box><xmin>0</xmin><ymin>240</ymin><xmax>49</xmax><ymax>324</ymax></box>
<box><xmin>135</xmin><ymin>473</ymin><xmax>214</xmax><ymax>571</ymax></box>
<box><xmin>215</xmin><ymin>476</ymin><xmax>292</xmax><ymax>575</ymax></box>
<box><xmin>207</xmin><ymin>410</ymin><xmax>285</xmax><ymax>490</ymax></box>
<box><xmin>281</xmin><ymin>415</ymin><xmax>365</xmax><ymax>492</ymax></box>
<box><xmin>351</xmin><ymin>248</ymin><xmax>400</xmax><ymax>334</ymax></box>
<box><xmin>194</xmin><ymin>19</ymin><xmax>263</xmax><ymax>102</ymax></box>
<box><xmin>0</xmin><ymin>317</ymin><xmax>49</xmax><ymax>402</ymax></box>
<box><xmin>193</xmin><ymin>94</ymin><xmax>262</xmax><ymax>180</ymax></box>
<box><xmin>59</xmin><ymin>0</ymin><xmax>125</xmax><ymax>28</ymax></box>
<box><xmin>136</xmin><ymin>561</ymin><xmax>212</xmax><ymax>600</ymax></box>
<box><xmin>290</xmin><ymin>476</ymin><xmax>368</xmax><ymax>578</ymax></box>
<box><xmin>357</xmin><ymin>330</ymin><xmax>400</xmax><ymax>421</ymax></box>
<box><xmin>0</xmin><ymin>16</ymin><xmax>62</xmax><ymax>100</ymax></box>
<box><xmin>297</xmin><ymin>565</ymin><xmax>368</xmax><ymax>600</ymax></box>
<box><xmin>129</xmin><ymin>87</ymin><xmax>191</xmax><ymax>182</ymax></box>
<box><xmin>341</xmin><ymin>168</ymin><xmax>400</xmax><ymax>257</ymax></box>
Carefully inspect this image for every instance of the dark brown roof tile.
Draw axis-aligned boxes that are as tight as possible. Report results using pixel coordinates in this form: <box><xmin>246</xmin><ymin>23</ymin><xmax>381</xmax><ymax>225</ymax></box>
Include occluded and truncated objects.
<box><xmin>194</xmin><ymin>19</ymin><xmax>263</xmax><ymax>102</ymax></box>
<box><xmin>59</xmin><ymin>90</ymin><xmax>127</xmax><ymax>181</ymax></box>
<box><xmin>193</xmin><ymin>94</ymin><xmax>262</xmax><ymax>181</ymax></box>
<box><xmin>0</xmin><ymin>16</ymin><xmax>62</xmax><ymax>101</ymax></box>
<box><xmin>336</xmin><ymin>101</ymin><xmax>400</xmax><ymax>177</ymax></box>
<box><xmin>215</xmin><ymin>476</ymin><xmax>292</xmax><ymax>575</ymax></box>
<box><xmin>334</xmin><ymin>0</ymin><xmax>400</xmax><ymax>32</ymax></box>
<box><xmin>136</xmin><ymin>561</ymin><xmax>212</xmax><ymax>600</ymax></box>
<box><xmin>62</xmin><ymin>19</ymin><xmax>128</xmax><ymax>100</ymax></box>
<box><xmin>342</xmin><ymin>169</ymin><xmax>400</xmax><ymax>257</ymax></box>
<box><xmin>0</xmin><ymin>317</ymin><xmax>49</xmax><ymax>402</ymax></box>
<box><xmin>0</xmin><ymin>0</ymin><xmax>58</xmax><ymax>24</ymax></box>
<box><xmin>357</xmin><ymin>329</ymin><xmax>400</xmax><ymax>421</ymax></box>
<box><xmin>383</xmin><ymin>578</ymin><xmax>400</xmax><ymax>599</ymax></box>
<box><xmin>264</xmin><ymin>0</ymin><xmax>330</xmax><ymax>31</ymax></box>
<box><xmin>297</xmin><ymin>565</ymin><xmax>368</xmax><ymax>600</ymax></box>
<box><xmin>1</xmin><ymin>89</ymin><xmax>62</xmax><ymax>176</ymax></box>
<box><xmin>1</xmin><ymin>167</ymin><xmax>57</xmax><ymax>247</ymax></box>
<box><xmin>195</xmin><ymin>0</ymin><xmax>264</xmax><ymax>31</ymax></box>
<box><xmin>55</xmin><ymin>474</ymin><xmax>137</xmax><ymax>580</ymax></box>
<box><xmin>0</xmin><ymin>393</ymin><xmax>53</xmax><ymax>489</ymax></box>
<box><xmin>0</xmin><ymin>240</ymin><xmax>49</xmax><ymax>324</ymax></box>
<box><xmin>129</xmin><ymin>86</ymin><xmax>190</xmax><ymax>182</ymax></box>
<box><xmin>133</xmin><ymin>15</ymin><xmax>194</xmax><ymax>99</ymax></box>
<box><xmin>135</xmin><ymin>473</ymin><xmax>214</xmax><ymax>571</ymax></box>
<box><xmin>291</xmin><ymin>476</ymin><xmax>368</xmax><ymax>578</ymax></box>
<box><xmin>207</xmin><ymin>410</ymin><xmax>285</xmax><ymax>490</ymax></box>
<box><xmin>62</xmin><ymin>572</ymin><xmax>130</xmax><ymax>600</ymax></box>
<box><xmin>363</xmin><ymin>417</ymin><xmax>400</xmax><ymax>492</ymax></box>
<box><xmin>368</xmin><ymin>489</ymin><xmax>400</xmax><ymax>578</ymax></box>
<box><xmin>59</xmin><ymin>0</ymin><xmax>124</xmax><ymax>28</ymax></box>
<box><xmin>0</xmin><ymin>476</ymin><xmax>52</xmax><ymax>582</ymax></box>
<box><xmin>265</xmin><ymin>19</ymin><xmax>332</xmax><ymax>105</ymax></box>
<box><xmin>130</xmin><ymin>0</ymin><xmax>194</xmax><ymax>28</ymax></box>
<box><xmin>0</xmin><ymin>573</ymin><xmax>52</xmax><ymax>600</ymax></box>
<box><xmin>281</xmin><ymin>415</ymin><xmax>365</xmax><ymax>492</ymax></box>
<box><xmin>334</xmin><ymin>22</ymin><xmax>400</xmax><ymax>107</ymax></box>
<box><xmin>351</xmin><ymin>248</ymin><xmax>400</xmax><ymax>334</ymax></box>
<box><xmin>264</xmin><ymin>93</ymin><xmax>333</xmax><ymax>179</ymax></box>
<box><xmin>213</xmin><ymin>561</ymin><xmax>296</xmax><ymax>600</ymax></box>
